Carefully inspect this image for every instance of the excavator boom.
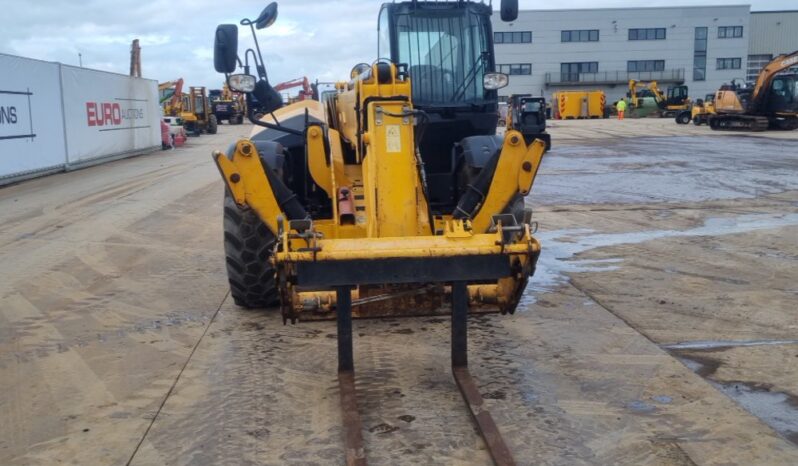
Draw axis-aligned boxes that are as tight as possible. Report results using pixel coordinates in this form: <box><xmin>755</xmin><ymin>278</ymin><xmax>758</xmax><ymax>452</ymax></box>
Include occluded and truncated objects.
<box><xmin>159</xmin><ymin>78</ymin><xmax>185</xmax><ymax>115</ymax></box>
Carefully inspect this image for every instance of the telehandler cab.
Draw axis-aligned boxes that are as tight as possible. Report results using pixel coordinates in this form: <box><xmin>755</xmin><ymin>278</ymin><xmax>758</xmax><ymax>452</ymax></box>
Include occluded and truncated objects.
<box><xmin>211</xmin><ymin>1</ymin><xmax>544</xmax><ymax>464</ymax></box>
<box><xmin>506</xmin><ymin>94</ymin><xmax>551</xmax><ymax>150</ymax></box>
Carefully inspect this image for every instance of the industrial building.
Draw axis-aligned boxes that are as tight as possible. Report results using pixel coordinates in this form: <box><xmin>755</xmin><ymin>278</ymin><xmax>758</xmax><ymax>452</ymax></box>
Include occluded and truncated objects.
<box><xmin>493</xmin><ymin>5</ymin><xmax>798</xmax><ymax>102</ymax></box>
<box><xmin>748</xmin><ymin>10</ymin><xmax>798</xmax><ymax>81</ymax></box>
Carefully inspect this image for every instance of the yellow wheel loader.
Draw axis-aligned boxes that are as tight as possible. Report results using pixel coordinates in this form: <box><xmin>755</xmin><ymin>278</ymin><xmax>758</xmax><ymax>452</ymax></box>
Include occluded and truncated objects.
<box><xmin>212</xmin><ymin>1</ymin><xmax>541</xmax><ymax>464</ymax></box>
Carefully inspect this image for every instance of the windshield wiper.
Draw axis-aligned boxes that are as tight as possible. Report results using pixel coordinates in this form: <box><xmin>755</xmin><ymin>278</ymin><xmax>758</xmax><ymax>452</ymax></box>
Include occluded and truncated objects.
<box><xmin>451</xmin><ymin>53</ymin><xmax>486</xmax><ymax>102</ymax></box>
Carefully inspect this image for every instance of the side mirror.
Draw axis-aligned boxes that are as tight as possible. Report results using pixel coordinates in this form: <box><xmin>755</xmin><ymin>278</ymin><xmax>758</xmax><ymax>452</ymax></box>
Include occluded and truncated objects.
<box><xmin>500</xmin><ymin>0</ymin><xmax>518</xmax><ymax>22</ymax></box>
<box><xmin>255</xmin><ymin>2</ymin><xmax>278</xmax><ymax>30</ymax></box>
<box><xmin>214</xmin><ymin>24</ymin><xmax>239</xmax><ymax>73</ymax></box>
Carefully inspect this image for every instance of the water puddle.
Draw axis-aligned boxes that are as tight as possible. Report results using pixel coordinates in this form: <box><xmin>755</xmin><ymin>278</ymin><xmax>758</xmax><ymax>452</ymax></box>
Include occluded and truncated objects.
<box><xmin>526</xmin><ymin>213</ymin><xmax>798</xmax><ymax>296</ymax></box>
<box><xmin>662</xmin><ymin>339</ymin><xmax>798</xmax><ymax>351</ymax></box>
<box><xmin>676</xmin><ymin>353</ymin><xmax>798</xmax><ymax>446</ymax></box>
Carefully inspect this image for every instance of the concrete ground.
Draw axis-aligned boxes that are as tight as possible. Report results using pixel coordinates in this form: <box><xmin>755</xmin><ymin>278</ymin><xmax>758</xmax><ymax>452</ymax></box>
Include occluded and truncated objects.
<box><xmin>1</xmin><ymin>119</ymin><xmax>796</xmax><ymax>465</ymax></box>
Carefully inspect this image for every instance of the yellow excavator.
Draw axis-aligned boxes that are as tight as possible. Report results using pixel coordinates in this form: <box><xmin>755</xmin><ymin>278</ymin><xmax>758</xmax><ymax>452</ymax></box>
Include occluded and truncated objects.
<box><xmin>629</xmin><ymin>79</ymin><xmax>690</xmax><ymax>117</ymax></box>
<box><xmin>159</xmin><ymin>79</ymin><xmax>184</xmax><ymax>116</ymax></box>
<box><xmin>212</xmin><ymin>1</ymin><xmax>542</xmax><ymax>464</ymax></box>
<box><xmin>710</xmin><ymin>51</ymin><xmax>798</xmax><ymax>131</ymax></box>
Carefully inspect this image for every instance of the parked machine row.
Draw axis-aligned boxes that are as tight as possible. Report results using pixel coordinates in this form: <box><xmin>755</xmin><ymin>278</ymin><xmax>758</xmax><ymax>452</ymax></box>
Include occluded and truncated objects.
<box><xmin>673</xmin><ymin>52</ymin><xmax>798</xmax><ymax>131</ymax></box>
<box><xmin>159</xmin><ymin>80</ymin><xmax>218</xmax><ymax>136</ymax></box>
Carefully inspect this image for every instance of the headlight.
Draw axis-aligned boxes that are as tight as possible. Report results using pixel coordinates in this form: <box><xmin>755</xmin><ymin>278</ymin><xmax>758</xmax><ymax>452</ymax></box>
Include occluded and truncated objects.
<box><xmin>228</xmin><ymin>74</ymin><xmax>256</xmax><ymax>93</ymax></box>
<box><xmin>483</xmin><ymin>72</ymin><xmax>509</xmax><ymax>90</ymax></box>
<box><xmin>482</xmin><ymin>73</ymin><xmax>510</xmax><ymax>91</ymax></box>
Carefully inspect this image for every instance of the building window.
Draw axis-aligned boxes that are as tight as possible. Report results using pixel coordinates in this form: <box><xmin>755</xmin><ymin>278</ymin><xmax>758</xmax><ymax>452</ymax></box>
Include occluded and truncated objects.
<box><xmin>717</xmin><ymin>58</ymin><xmax>742</xmax><ymax>70</ymax></box>
<box><xmin>718</xmin><ymin>26</ymin><xmax>743</xmax><ymax>38</ymax></box>
<box><xmin>628</xmin><ymin>28</ymin><xmax>666</xmax><ymax>40</ymax></box>
<box><xmin>627</xmin><ymin>60</ymin><xmax>665</xmax><ymax>72</ymax></box>
<box><xmin>747</xmin><ymin>54</ymin><xmax>773</xmax><ymax>82</ymax></box>
<box><xmin>494</xmin><ymin>31</ymin><xmax>532</xmax><ymax>44</ymax></box>
<box><xmin>693</xmin><ymin>27</ymin><xmax>708</xmax><ymax>81</ymax></box>
<box><xmin>498</xmin><ymin>63</ymin><xmax>531</xmax><ymax>75</ymax></box>
<box><xmin>561</xmin><ymin>30</ymin><xmax>599</xmax><ymax>42</ymax></box>
<box><xmin>560</xmin><ymin>62</ymin><xmax>598</xmax><ymax>81</ymax></box>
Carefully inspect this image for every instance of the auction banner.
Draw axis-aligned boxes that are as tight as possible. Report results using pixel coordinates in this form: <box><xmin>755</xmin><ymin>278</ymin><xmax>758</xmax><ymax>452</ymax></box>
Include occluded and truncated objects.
<box><xmin>0</xmin><ymin>54</ymin><xmax>67</xmax><ymax>179</ymax></box>
<box><xmin>61</xmin><ymin>65</ymin><xmax>159</xmax><ymax>164</ymax></box>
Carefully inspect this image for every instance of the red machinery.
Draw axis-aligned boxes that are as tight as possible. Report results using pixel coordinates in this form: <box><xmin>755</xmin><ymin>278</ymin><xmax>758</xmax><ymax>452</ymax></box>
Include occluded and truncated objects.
<box><xmin>273</xmin><ymin>76</ymin><xmax>313</xmax><ymax>102</ymax></box>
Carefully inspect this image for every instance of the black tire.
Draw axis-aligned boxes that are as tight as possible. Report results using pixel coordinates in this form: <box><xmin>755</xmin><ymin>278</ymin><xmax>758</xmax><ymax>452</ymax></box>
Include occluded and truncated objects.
<box><xmin>208</xmin><ymin>114</ymin><xmax>218</xmax><ymax>134</ymax></box>
<box><xmin>504</xmin><ymin>194</ymin><xmax>528</xmax><ymax>225</ymax></box>
<box><xmin>456</xmin><ymin>139</ymin><xmax>529</xmax><ymax>226</ymax></box>
<box><xmin>676</xmin><ymin>112</ymin><xmax>691</xmax><ymax>125</ymax></box>
<box><xmin>223</xmin><ymin>192</ymin><xmax>279</xmax><ymax>308</ymax></box>
<box><xmin>773</xmin><ymin>118</ymin><xmax>798</xmax><ymax>131</ymax></box>
<box><xmin>185</xmin><ymin>122</ymin><xmax>198</xmax><ymax>137</ymax></box>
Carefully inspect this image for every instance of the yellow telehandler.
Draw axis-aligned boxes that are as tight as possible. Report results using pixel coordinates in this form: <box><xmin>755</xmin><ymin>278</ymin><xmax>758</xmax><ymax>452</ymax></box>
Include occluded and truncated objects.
<box><xmin>212</xmin><ymin>1</ymin><xmax>542</xmax><ymax>464</ymax></box>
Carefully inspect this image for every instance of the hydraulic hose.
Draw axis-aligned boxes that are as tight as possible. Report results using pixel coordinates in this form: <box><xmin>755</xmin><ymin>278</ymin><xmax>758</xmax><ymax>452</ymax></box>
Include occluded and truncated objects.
<box><xmin>226</xmin><ymin>143</ymin><xmax>308</xmax><ymax>222</ymax></box>
<box><xmin>262</xmin><ymin>157</ymin><xmax>308</xmax><ymax>221</ymax></box>
<box><xmin>452</xmin><ymin>149</ymin><xmax>500</xmax><ymax>220</ymax></box>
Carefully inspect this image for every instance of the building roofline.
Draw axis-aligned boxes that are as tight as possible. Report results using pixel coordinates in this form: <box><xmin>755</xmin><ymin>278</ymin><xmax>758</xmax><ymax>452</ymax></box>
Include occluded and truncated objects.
<box><xmin>751</xmin><ymin>10</ymin><xmax>798</xmax><ymax>14</ymax></box>
<box><xmin>514</xmin><ymin>4</ymin><xmax>751</xmax><ymax>13</ymax></box>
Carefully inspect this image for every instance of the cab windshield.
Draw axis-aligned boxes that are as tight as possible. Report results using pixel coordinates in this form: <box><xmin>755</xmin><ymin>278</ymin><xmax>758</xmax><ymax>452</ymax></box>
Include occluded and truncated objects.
<box><xmin>394</xmin><ymin>9</ymin><xmax>490</xmax><ymax>105</ymax></box>
<box><xmin>522</xmin><ymin>101</ymin><xmax>541</xmax><ymax>112</ymax></box>
<box><xmin>771</xmin><ymin>75</ymin><xmax>797</xmax><ymax>106</ymax></box>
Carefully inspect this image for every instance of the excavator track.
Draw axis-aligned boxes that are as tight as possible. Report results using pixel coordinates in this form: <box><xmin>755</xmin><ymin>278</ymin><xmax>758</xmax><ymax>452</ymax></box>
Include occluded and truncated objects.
<box><xmin>709</xmin><ymin>114</ymin><xmax>770</xmax><ymax>132</ymax></box>
<box><xmin>335</xmin><ymin>283</ymin><xmax>516</xmax><ymax>466</ymax></box>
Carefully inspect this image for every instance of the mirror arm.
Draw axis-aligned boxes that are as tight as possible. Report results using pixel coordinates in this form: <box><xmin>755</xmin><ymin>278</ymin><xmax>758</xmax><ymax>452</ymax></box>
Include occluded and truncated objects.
<box><xmin>247</xmin><ymin>22</ymin><xmax>269</xmax><ymax>82</ymax></box>
<box><xmin>243</xmin><ymin>49</ymin><xmax>257</xmax><ymax>73</ymax></box>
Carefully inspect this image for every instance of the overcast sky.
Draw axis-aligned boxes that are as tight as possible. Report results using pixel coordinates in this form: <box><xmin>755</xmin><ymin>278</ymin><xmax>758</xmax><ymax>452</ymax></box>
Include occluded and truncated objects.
<box><xmin>0</xmin><ymin>0</ymin><xmax>793</xmax><ymax>90</ymax></box>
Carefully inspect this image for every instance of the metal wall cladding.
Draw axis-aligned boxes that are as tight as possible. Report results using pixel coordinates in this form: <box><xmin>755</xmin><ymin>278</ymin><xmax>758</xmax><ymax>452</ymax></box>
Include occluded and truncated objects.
<box><xmin>749</xmin><ymin>11</ymin><xmax>798</xmax><ymax>55</ymax></box>
<box><xmin>492</xmin><ymin>5</ymin><xmax>752</xmax><ymax>102</ymax></box>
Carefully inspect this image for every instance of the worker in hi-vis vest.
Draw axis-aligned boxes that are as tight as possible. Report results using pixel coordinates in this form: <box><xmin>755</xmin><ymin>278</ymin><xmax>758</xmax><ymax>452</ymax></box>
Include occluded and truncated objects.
<box><xmin>616</xmin><ymin>98</ymin><xmax>627</xmax><ymax>120</ymax></box>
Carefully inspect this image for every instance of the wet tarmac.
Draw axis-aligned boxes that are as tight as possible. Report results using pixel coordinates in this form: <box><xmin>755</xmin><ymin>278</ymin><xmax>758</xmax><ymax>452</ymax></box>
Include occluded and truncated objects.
<box><xmin>677</xmin><ymin>352</ymin><xmax>798</xmax><ymax>445</ymax></box>
<box><xmin>533</xmin><ymin>136</ymin><xmax>798</xmax><ymax>206</ymax></box>
<box><xmin>2</xmin><ymin>121</ymin><xmax>797</xmax><ymax>465</ymax></box>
